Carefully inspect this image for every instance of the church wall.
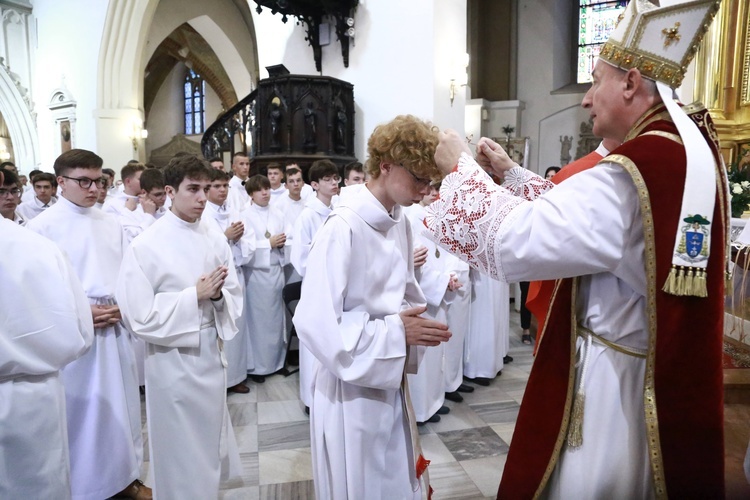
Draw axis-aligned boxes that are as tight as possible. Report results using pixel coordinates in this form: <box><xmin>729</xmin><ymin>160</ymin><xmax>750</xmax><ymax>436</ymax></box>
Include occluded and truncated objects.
<box><xmin>145</xmin><ymin>61</ymin><xmax>223</xmax><ymax>159</ymax></box>
<box><xmin>251</xmin><ymin>0</ymin><xmax>466</xmax><ymax>162</ymax></box>
<box><xmin>32</xmin><ymin>0</ymin><xmax>108</xmax><ymax>169</ymax></box>
<box><xmin>515</xmin><ymin>0</ymin><xmax>587</xmax><ymax>173</ymax></box>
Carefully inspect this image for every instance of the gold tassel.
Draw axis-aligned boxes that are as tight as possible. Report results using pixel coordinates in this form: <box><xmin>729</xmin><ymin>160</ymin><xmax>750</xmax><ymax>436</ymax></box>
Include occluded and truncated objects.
<box><xmin>567</xmin><ymin>392</ymin><xmax>585</xmax><ymax>448</ymax></box>
<box><xmin>694</xmin><ymin>269</ymin><xmax>708</xmax><ymax>298</ymax></box>
<box><xmin>685</xmin><ymin>267</ymin><xmax>695</xmax><ymax>295</ymax></box>
<box><xmin>676</xmin><ymin>266</ymin><xmax>686</xmax><ymax>296</ymax></box>
<box><xmin>662</xmin><ymin>266</ymin><xmax>678</xmax><ymax>295</ymax></box>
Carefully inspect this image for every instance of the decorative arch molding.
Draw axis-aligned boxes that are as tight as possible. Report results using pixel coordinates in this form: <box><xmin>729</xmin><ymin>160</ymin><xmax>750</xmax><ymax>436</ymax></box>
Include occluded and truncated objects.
<box><xmin>0</xmin><ymin>62</ymin><xmax>38</xmax><ymax>169</ymax></box>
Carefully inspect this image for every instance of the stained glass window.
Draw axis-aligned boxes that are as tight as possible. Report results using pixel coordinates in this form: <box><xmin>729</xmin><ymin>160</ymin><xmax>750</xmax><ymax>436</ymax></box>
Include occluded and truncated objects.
<box><xmin>184</xmin><ymin>69</ymin><xmax>206</xmax><ymax>135</ymax></box>
<box><xmin>577</xmin><ymin>1</ymin><xmax>629</xmax><ymax>84</ymax></box>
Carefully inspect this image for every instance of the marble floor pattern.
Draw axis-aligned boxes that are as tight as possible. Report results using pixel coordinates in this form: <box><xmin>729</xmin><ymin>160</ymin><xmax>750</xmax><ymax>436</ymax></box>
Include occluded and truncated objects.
<box><xmin>134</xmin><ymin>311</ymin><xmax>750</xmax><ymax>499</ymax></box>
<box><xmin>134</xmin><ymin>311</ymin><xmax>534</xmax><ymax>500</ymax></box>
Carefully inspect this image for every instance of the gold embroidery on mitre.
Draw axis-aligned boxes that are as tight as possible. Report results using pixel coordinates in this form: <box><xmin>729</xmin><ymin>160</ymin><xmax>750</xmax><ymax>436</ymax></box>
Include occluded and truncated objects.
<box><xmin>662</xmin><ymin>22</ymin><xmax>681</xmax><ymax>48</ymax></box>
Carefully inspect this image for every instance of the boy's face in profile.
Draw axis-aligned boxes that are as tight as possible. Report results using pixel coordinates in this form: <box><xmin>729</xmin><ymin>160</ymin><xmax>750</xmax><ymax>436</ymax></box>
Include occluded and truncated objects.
<box><xmin>250</xmin><ymin>187</ymin><xmax>271</xmax><ymax>207</ymax></box>
<box><xmin>207</xmin><ymin>179</ymin><xmax>229</xmax><ymax>206</ymax></box>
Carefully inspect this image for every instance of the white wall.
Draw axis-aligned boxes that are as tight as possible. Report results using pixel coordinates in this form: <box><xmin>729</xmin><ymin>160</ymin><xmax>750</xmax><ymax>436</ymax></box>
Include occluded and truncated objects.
<box><xmin>32</xmin><ymin>0</ymin><xmax>108</xmax><ymax>169</ymax></box>
<box><xmin>145</xmin><ymin>61</ymin><xmax>223</xmax><ymax>156</ymax></box>
<box><xmin>251</xmin><ymin>0</ymin><xmax>467</xmax><ymax>161</ymax></box>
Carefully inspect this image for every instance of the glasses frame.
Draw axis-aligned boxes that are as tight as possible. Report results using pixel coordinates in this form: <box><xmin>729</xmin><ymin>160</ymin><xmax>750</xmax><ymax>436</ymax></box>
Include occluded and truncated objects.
<box><xmin>0</xmin><ymin>187</ymin><xmax>22</xmax><ymax>198</ymax></box>
<box><xmin>396</xmin><ymin>164</ymin><xmax>432</xmax><ymax>189</ymax></box>
<box><xmin>62</xmin><ymin>175</ymin><xmax>106</xmax><ymax>189</ymax></box>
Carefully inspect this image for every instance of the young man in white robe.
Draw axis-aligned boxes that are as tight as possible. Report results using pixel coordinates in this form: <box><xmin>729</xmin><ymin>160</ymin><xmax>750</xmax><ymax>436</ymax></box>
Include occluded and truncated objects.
<box><xmin>204</xmin><ymin>168</ymin><xmax>256</xmax><ymax>394</ymax></box>
<box><xmin>290</xmin><ymin>159</ymin><xmax>340</xmax><ymax>409</ymax></box>
<box><xmin>227</xmin><ymin>152</ymin><xmax>251</xmax><ymax>210</ymax></box>
<box><xmin>116</xmin><ymin>155</ymin><xmax>243</xmax><ymax>499</ymax></box>
<box><xmin>140</xmin><ymin>168</ymin><xmax>168</xmax><ymax>219</ymax></box>
<box><xmin>243</xmin><ymin>174</ymin><xmax>287</xmax><ymax>382</ymax></box>
<box><xmin>0</xmin><ymin>170</ymin><xmax>94</xmax><ymax>500</ymax></box>
<box><xmin>404</xmin><ymin>184</ymin><xmax>465</xmax><ymax>422</ymax></box>
<box><xmin>273</xmin><ymin>166</ymin><xmax>307</xmax><ymax>284</ymax></box>
<box><xmin>0</xmin><ymin>168</ymin><xmax>26</xmax><ymax>225</ymax></box>
<box><xmin>266</xmin><ymin>163</ymin><xmax>288</xmax><ymax>202</ymax></box>
<box><xmin>26</xmin><ymin>149</ymin><xmax>148</xmax><ymax>500</ymax></box>
<box><xmin>102</xmin><ymin>163</ymin><xmax>157</xmax><ymax>246</ymax></box>
<box><xmin>293</xmin><ymin>115</ymin><xmax>452</xmax><ymax>499</ymax></box>
<box><xmin>16</xmin><ymin>171</ymin><xmax>57</xmax><ymax>220</ymax></box>
<box><xmin>285</xmin><ymin>162</ymin><xmax>314</xmax><ymax>199</ymax></box>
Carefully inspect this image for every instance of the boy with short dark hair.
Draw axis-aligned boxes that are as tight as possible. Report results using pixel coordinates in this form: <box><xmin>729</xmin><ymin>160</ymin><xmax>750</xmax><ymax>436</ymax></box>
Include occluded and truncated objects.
<box><xmin>0</xmin><ymin>168</ymin><xmax>25</xmax><ymax>224</ymax></box>
<box><xmin>243</xmin><ymin>174</ymin><xmax>287</xmax><ymax>382</ymax></box>
<box><xmin>117</xmin><ymin>154</ymin><xmax>243</xmax><ymax>499</ymax></box>
<box><xmin>139</xmin><ymin>168</ymin><xmax>168</xmax><ymax>219</ymax></box>
<box><xmin>26</xmin><ymin>149</ymin><xmax>148</xmax><ymax>500</ymax></box>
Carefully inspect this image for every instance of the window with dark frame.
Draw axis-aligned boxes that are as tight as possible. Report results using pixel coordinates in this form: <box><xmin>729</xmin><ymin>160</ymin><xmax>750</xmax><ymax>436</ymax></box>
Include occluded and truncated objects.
<box><xmin>184</xmin><ymin>69</ymin><xmax>206</xmax><ymax>135</ymax></box>
<box><xmin>577</xmin><ymin>1</ymin><xmax>630</xmax><ymax>84</ymax></box>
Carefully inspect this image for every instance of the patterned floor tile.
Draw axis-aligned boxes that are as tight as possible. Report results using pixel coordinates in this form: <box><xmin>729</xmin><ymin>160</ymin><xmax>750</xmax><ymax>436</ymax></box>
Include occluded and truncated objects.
<box><xmin>470</xmin><ymin>400</ymin><xmax>520</xmax><ymax>425</ymax></box>
<box><xmin>428</xmin><ymin>462</ymin><xmax>485</xmax><ymax>499</ymax></box>
<box><xmin>258</xmin><ymin>421</ymin><xmax>311</xmax><ymax>452</ymax></box>
<box><xmin>459</xmin><ymin>455</ymin><xmax>507</xmax><ymax>497</ymax></box>
<box><xmin>437</xmin><ymin>426</ymin><xmax>509</xmax><ymax>461</ymax></box>
<box><xmin>258</xmin><ymin>448</ymin><xmax>314</xmax><ymax>485</ymax></box>
<box><xmin>259</xmin><ymin>480</ymin><xmax>315</xmax><ymax>499</ymax></box>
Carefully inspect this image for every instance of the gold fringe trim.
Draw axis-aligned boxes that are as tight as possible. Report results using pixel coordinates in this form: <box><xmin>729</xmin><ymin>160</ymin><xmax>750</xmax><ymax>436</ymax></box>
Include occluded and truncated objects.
<box><xmin>662</xmin><ymin>265</ymin><xmax>708</xmax><ymax>297</ymax></box>
<box><xmin>566</xmin><ymin>392</ymin><xmax>585</xmax><ymax>448</ymax></box>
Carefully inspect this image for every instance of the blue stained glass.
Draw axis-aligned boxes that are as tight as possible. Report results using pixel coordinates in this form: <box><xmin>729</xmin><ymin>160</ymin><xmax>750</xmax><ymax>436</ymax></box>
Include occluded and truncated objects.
<box><xmin>196</xmin><ymin>113</ymin><xmax>202</xmax><ymax>132</ymax></box>
<box><xmin>185</xmin><ymin>98</ymin><xmax>192</xmax><ymax>113</ymax></box>
<box><xmin>194</xmin><ymin>97</ymin><xmax>201</xmax><ymax>112</ymax></box>
<box><xmin>186</xmin><ymin>114</ymin><xmax>193</xmax><ymax>134</ymax></box>
<box><xmin>184</xmin><ymin>82</ymin><xmax>191</xmax><ymax>99</ymax></box>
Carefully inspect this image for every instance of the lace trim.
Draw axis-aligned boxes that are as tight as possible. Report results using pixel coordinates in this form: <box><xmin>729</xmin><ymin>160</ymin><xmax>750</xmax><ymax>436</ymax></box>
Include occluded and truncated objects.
<box><xmin>425</xmin><ymin>153</ymin><xmax>526</xmax><ymax>279</ymax></box>
<box><xmin>503</xmin><ymin>166</ymin><xmax>554</xmax><ymax>200</ymax></box>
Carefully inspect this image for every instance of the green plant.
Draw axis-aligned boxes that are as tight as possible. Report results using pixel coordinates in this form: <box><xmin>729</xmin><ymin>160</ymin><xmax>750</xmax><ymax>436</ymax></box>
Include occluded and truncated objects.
<box><xmin>728</xmin><ymin>165</ymin><xmax>750</xmax><ymax>218</ymax></box>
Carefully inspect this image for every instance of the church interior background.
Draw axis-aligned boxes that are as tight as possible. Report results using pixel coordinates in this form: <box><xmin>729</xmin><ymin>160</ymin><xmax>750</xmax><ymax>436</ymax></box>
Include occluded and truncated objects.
<box><xmin>2</xmin><ymin>0</ymin><xmax>750</xmax><ymax>497</ymax></box>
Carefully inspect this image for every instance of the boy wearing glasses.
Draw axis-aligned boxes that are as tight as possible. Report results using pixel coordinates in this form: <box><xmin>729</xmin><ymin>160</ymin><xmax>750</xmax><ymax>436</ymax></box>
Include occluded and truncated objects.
<box><xmin>0</xmin><ymin>168</ymin><xmax>25</xmax><ymax>224</ymax></box>
<box><xmin>26</xmin><ymin>149</ymin><xmax>149</xmax><ymax>500</ymax></box>
<box><xmin>293</xmin><ymin>115</ymin><xmax>451</xmax><ymax>499</ymax></box>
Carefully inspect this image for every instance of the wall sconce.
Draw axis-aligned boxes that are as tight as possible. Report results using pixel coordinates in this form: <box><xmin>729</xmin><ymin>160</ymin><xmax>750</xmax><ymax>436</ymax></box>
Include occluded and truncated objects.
<box><xmin>130</xmin><ymin>120</ymin><xmax>148</xmax><ymax>152</ymax></box>
<box><xmin>449</xmin><ymin>53</ymin><xmax>470</xmax><ymax>107</ymax></box>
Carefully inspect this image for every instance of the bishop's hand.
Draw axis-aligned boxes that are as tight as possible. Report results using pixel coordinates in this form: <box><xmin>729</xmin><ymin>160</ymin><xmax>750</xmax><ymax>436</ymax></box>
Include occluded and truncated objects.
<box><xmin>475</xmin><ymin>137</ymin><xmax>519</xmax><ymax>178</ymax></box>
<box><xmin>435</xmin><ymin>130</ymin><xmax>472</xmax><ymax>175</ymax></box>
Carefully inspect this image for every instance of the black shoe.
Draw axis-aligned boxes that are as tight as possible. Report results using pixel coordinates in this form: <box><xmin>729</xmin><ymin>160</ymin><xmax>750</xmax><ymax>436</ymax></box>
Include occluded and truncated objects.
<box><xmin>304</xmin><ymin>406</ymin><xmax>310</xmax><ymax>415</ymax></box>
<box><xmin>503</xmin><ymin>355</ymin><xmax>513</xmax><ymax>363</ymax></box>
<box><xmin>445</xmin><ymin>391</ymin><xmax>463</xmax><ymax>403</ymax></box>
<box><xmin>418</xmin><ymin>414</ymin><xmax>441</xmax><ymax>425</ymax></box>
<box><xmin>473</xmin><ymin>377</ymin><xmax>491</xmax><ymax>386</ymax></box>
<box><xmin>456</xmin><ymin>383</ymin><xmax>474</xmax><ymax>393</ymax></box>
<box><xmin>249</xmin><ymin>375</ymin><xmax>266</xmax><ymax>383</ymax></box>
<box><xmin>436</xmin><ymin>405</ymin><xmax>450</xmax><ymax>415</ymax></box>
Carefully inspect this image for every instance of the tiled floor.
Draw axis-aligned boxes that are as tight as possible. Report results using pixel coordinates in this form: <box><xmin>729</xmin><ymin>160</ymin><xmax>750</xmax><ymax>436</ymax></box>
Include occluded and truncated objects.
<box><xmin>136</xmin><ymin>313</ymin><xmax>534</xmax><ymax>499</ymax></box>
<box><xmin>136</xmin><ymin>312</ymin><xmax>750</xmax><ymax>499</ymax></box>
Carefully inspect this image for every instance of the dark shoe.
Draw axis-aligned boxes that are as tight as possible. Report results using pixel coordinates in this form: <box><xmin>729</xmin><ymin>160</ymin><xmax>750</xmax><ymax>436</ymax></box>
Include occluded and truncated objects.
<box><xmin>503</xmin><ymin>355</ymin><xmax>513</xmax><ymax>363</ymax></box>
<box><xmin>522</xmin><ymin>334</ymin><xmax>532</xmax><ymax>345</ymax></box>
<box><xmin>473</xmin><ymin>377</ymin><xmax>491</xmax><ymax>386</ymax></box>
<box><xmin>227</xmin><ymin>383</ymin><xmax>249</xmax><ymax>394</ymax></box>
<box><xmin>445</xmin><ymin>391</ymin><xmax>463</xmax><ymax>403</ymax></box>
<box><xmin>418</xmin><ymin>414</ymin><xmax>441</xmax><ymax>426</ymax></box>
<box><xmin>304</xmin><ymin>406</ymin><xmax>310</xmax><ymax>415</ymax></box>
<box><xmin>436</xmin><ymin>405</ymin><xmax>450</xmax><ymax>415</ymax></box>
<box><xmin>249</xmin><ymin>375</ymin><xmax>266</xmax><ymax>383</ymax></box>
<box><xmin>456</xmin><ymin>383</ymin><xmax>474</xmax><ymax>393</ymax></box>
<box><xmin>138</xmin><ymin>385</ymin><xmax>145</xmax><ymax>395</ymax></box>
<box><xmin>113</xmin><ymin>479</ymin><xmax>152</xmax><ymax>500</ymax></box>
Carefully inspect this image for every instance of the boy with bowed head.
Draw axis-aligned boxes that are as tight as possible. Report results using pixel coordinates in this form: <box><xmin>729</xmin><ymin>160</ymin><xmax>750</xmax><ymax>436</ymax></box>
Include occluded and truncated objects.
<box><xmin>293</xmin><ymin>115</ymin><xmax>452</xmax><ymax>499</ymax></box>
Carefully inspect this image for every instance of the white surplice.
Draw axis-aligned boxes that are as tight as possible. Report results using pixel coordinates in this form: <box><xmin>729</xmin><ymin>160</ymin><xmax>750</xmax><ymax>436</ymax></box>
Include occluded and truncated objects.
<box><xmin>204</xmin><ymin>201</ymin><xmax>256</xmax><ymax>387</ymax></box>
<box><xmin>425</xmin><ymin>154</ymin><xmax>654</xmax><ymax>498</ymax></box>
<box><xmin>26</xmin><ymin>195</ymin><xmax>143</xmax><ymax>500</ymax></box>
<box><xmin>444</xmin><ymin>262</ymin><xmax>471</xmax><ymax>393</ymax></box>
<box><xmin>116</xmin><ymin>209</ymin><xmax>243</xmax><ymax>500</ymax></box>
<box><xmin>290</xmin><ymin>195</ymin><xmax>333</xmax><ymax>407</ymax></box>
<box><xmin>464</xmin><ymin>268</ymin><xmax>510</xmax><ymax>379</ymax></box>
<box><xmin>102</xmin><ymin>192</ymin><xmax>155</xmax><ymax>246</ymax></box>
<box><xmin>16</xmin><ymin>195</ymin><xmax>56</xmax><ymax>221</ymax></box>
<box><xmin>293</xmin><ymin>184</ymin><xmax>425</xmax><ymax>500</ymax></box>
<box><xmin>0</xmin><ymin>219</ymin><xmax>94</xmax><ymax>500</ymax></box>
<box><xmin>242</xmin><ymin>203</ymin><xmax>287</xmax><ymax>375</ymax></box>
<box><xmin>227</xmin><ymin>176</ymin><xmax>249</xmax><ymax>211</ymax></box>
<box><xmin>275</xmin><ymin>194</ymin><xmax>306</xmax><ymax>283</ymax></box>
<box><xmin>403</xmin><ymin>203</ymin><xmax>455</xmax><ymax>421</ymax></box>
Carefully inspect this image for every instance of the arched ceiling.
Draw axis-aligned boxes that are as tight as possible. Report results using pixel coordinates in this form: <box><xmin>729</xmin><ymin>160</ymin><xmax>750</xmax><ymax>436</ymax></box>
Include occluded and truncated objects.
<box><xmin>144</xmin><ymin>23</ymin><xmax>238</xmax><ymax>119</ymax></box>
